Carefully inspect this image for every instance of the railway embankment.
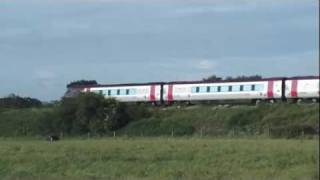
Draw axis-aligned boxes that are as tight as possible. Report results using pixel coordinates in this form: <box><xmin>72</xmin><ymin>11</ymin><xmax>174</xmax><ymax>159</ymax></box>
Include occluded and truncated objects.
<box><xmin>0</xmin><ymin>103</ymin><xmax>318</xmax><ymax>138</ymax></box>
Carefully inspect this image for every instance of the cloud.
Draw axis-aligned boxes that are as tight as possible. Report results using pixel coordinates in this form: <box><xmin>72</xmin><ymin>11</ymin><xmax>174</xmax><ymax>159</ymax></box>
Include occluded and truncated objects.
<box><xmin>196</xmin><ymin>59</ymin><xmax>216</xmax><ymax>70</ymax></box>
<box><xmin>0</xmin><ymin>0</ymin><xmax>308</xmax><ymax>5</ymax></box>
<box><xmin>0</xmin><ymin>27</ymin><xmax>32</xmax><ymax>38</ymax></box>
<box><xmin>172</xmin><ymin>5</ymin><xmax>251</xmax><ymax>16</ymax></box>
<box><xmin>33</xmin><ymin>70</ymin><xmax>58</xmax><ymax>80</ymax></box>
<box><xmin>170</xmin><ymin>0</ymin><xmax>313</xmax><ymax>16</ymax></box>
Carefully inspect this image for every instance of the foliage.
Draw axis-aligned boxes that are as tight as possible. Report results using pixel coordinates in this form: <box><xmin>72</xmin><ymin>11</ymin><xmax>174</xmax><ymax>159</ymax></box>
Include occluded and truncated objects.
<box><xmin>225</xmin><ymin>75</ymin><xmax>262</xmax><ymax>81</ymax></box>
<box><xmin>202</xmin><ymin>75</ymin><xmax>223</xmax><ymax>81</ymax></box>
<box><xmin>58</xmin><ymin>93</ymin><xmax>133</xmax><ymax>135</ymax></box>
<box><xmin>0</xmin><ymin>93</ymin><xmax>147</xmax><ymax>137</ymax></box>
<box><xmin>119</xmin><ymin>103</ymin><xmax>319</xmax><ymax>138</ymax></box>
<box><xmin>0</xmin><ymin>99</ymin><xmax>318</xmax><ymax>138</ymax></box>
<box><xmin>203</xmin><ymin>74</ymin><xmax>263</xmax><ymax>82</ymax></box>
<box><xmin>66</xmin><ymin>80</ymin><xmax>98</xmax><ymax>88</ymax></box>
<box><xmin>0</xmin><ymin>94</ymin><xmax>42</xmax><ymax>108</ymax></box>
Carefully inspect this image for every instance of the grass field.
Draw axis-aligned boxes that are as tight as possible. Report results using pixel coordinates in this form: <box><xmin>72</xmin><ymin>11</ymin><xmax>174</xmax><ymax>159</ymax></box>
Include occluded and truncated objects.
<box><xmin>0</xmin><ymin>138</ymin><xmax>318</xmax><ymax>180</ymax></box>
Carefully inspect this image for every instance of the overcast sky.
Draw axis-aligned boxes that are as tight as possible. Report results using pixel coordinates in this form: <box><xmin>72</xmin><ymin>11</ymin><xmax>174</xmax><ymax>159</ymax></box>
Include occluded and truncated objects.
<box><xmin>0</xmin><ymin>0</ymin><xmax>318</xmax><ymax>101</ymax></box>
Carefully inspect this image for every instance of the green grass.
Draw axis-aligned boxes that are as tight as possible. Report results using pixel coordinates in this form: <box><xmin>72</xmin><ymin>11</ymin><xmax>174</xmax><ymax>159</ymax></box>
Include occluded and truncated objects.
<box><xmin>0</xmin><ymin>138</ymin><xmax>318</xmax><ymax>180</ymax></box>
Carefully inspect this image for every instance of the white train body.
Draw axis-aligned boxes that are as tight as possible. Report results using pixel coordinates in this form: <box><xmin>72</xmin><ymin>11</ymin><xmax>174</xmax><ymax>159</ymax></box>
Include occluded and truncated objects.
<box><xmin>66</xmin><ymin>76</ymin><xmax>319</xmax><ymax>103</ymax></box>
<box><xmin>83</xmin><ymin>84</ymin><xmax>162</xmax><ymax>102</ymax></box>
<box><xmin>163</xmin><ymin>80</ymin><xmax>283</xmax><ymax>102</ymax></box>
<box><xmin>285</xmin><ymin>78</ymin><xmax>319</xmax><ymax>99</ymax></box>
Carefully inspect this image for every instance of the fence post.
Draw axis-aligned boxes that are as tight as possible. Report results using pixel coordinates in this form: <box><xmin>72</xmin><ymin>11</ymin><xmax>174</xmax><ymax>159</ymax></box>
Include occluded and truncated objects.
<box><xmin>171</xmin><ymin>128</ymin><xmax>174</xmax><ymax>137</ymax></box>
<box><xmin>113</xmin><ymin>131</ymin><xmax>116</xmax><ymax>137</ymax></box>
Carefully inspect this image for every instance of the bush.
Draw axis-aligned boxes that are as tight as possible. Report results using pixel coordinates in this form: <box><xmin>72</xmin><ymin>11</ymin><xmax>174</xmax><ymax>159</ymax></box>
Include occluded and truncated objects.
<box><xmin>58</xmin><ymin>93</ymin><xmax>136</xmax><ymax>135</ymax></box>
<box><xmin>0</xmin><ymin>94</ymin><xmax>42</xmax><ymax>108</ymax></box>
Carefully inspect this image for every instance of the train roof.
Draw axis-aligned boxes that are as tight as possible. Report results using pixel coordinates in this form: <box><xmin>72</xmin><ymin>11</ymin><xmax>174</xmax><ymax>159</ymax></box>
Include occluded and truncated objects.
<box><xmin>167</xmin><ymin>76</ymin><xmax>320</xmax><ymax>85</ymax></box>
<box><xmin>167</xmin><ymin>77</ymin><xmax>284</xmax><ymax>85</ymax></box>
<box><xmin>69</xmin><ymin>82</ymin><xmax>165</xmax><ymax>89</ymax></box>
<box><xmin>68</xmin><ymin>76</ymin><xmax>319</xmax><ymax>89</ymax></box>
<box><xmin>286</xmin><ymin>76</ymin><xmax>320</xmax><ymax>80</ymax></box>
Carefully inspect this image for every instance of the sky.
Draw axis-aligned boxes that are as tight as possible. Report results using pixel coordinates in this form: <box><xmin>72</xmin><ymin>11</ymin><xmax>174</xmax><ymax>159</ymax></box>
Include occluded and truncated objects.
<box><xmin>0</xmin><ymin>0</ymin><xmax>319</xmax><ymax>101</ymax></box>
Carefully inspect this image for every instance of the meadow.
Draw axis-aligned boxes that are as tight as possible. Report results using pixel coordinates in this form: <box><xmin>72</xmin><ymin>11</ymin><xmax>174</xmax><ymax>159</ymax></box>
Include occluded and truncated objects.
<box><xmin>0</xmin><ymin>138</ymin><xmax>318</xmax><ymax>180</ymax></box>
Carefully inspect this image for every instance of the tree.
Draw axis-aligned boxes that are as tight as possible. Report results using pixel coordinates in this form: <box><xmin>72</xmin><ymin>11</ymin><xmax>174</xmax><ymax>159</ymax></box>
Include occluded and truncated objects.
<box><xmin>203</xmin><ymin>75</ymin><xmax>262</xmax><ymax>82</ymax></box>
<box><xmin>225</xmin><ymin>75</ymin><xmax>262</xmax><ymax>81</ymax></box>
<box><xmin>66</xmin><ymin>80</ymin><xmax>98</xmax><ymax>88</ymax></box>
<box><xmin>202</xmin><ymin>75</ymin><xmax>223</xmax><ymax>82</ymax></box>
<box><xmin>105</xmin><ymin>102</ymin><xmax>132</xmax><ymax>131</ymax></box>
<box><xmin>58</xmin><ymin>93</ymin><xmax>132</xmax><ymax>135</ymax></box>
<box><xmin>0</xmin><ymin>94</ymin><xmax>42</xmax><ymax>108</ymax></box>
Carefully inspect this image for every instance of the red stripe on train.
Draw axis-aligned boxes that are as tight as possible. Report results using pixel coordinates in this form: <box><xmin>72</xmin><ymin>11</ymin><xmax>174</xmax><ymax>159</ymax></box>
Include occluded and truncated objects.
<box><xmin>167</xmin><ymin>85</ymin><xmax>174</xmax><ymax>102</ymax></box>
<box><xmin>267</xmin><ymin>80</ymin><xmax>274</xmax><ymax>98</ymax></box>
<box><xmin>291</xmin><ymin>80</ymin><xmax>298</xmax><ymax>97</ymax></box>
<box><xmin>149</xmin><ymin>85</ymin><xmax>156</xmax><ymax>101</ymax></box>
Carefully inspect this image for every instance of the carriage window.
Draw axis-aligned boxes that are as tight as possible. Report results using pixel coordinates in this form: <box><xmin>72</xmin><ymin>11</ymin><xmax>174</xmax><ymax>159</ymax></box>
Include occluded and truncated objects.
<box><xmin>126</xmin><ymin>89</ymin><xmax>130</xmax><ymax>95</ymax></box>
<box><xmin>251</xmin><ymin>85</ymin><xmax>255</xmax><ymax>91</ymax></box>
<box><xmin>211</xmin><ymin>86</ymin><xmax>218</xmax><ymax>92</ymax></box>
<box><xmin>206</xmin><ymin>86</ymin><xmax>210</xmax><ymax>92</ymax></box>
<box><xmin>196</xmin><ymin>87</ymin><xmax>200</xmax><ymax>93</ymax></box>
<box><xmin>228</xmin><ymin>86</ymin><xmax>232</xmax><ymax>92</ymax></box>
<box><xmin>199</xmin><ymin>86</ymin><xmax>207</xmax><ymax>93</ymax></box>
<box><xmin>217</xmin><ymin>86</ymin><xmax>221</xmax><ymax>92</ymax></box>
<box><xmin>233</xmin><ymin>85</ymin><xmax>240</xmax><ymax>92</ymax></box>
<box><xmin>117</xmin><ymin>89</ymin><xmax>120</xmax><ymax>95</ymax></box>
<box><xmin>221</xmin><ymin>86</ymin><xmax>229</xmax><ymax>92</ymax></box>
<box><xmin>108</xmin><ymin>90</ymin><xmax>111</xmax><ymax>96</ymax></box>
<box><xmin>243</xmin><ymin>85</ymin><xmax>251</xmax><ymax>91</ymax></box>
<box><xmin>120</xmin><ymin>89</ymin><xmax>126</xmax><ymax>95</ymax></box>
<box><xmin>131</xmin><ymin>89</ymin><xmax>137</xmax><ymax>95</ymax></box>
<box><xmin>240</xmin><ymin>85</ymin><xmax>244</xmax><ymax>91</ymax></box>
<box><xmin>191</xmin><ymin>87</ymin><xmax>198</xmax><ymax>93</ymax></box>
<box><xmin>110</xmin><ymin>89</ymin><xmax>117</xmax><ymax>95</ymax></box>
<box><xmin>255</xmin><ymin>84</ymin><xmax>264</xmax><ymax>91</ymax></box>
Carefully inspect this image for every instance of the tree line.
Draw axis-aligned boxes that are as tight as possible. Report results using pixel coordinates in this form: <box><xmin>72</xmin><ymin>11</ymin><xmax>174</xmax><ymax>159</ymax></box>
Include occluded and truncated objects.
<box><xmin>0</xmin><ymin>94</ymin><xmax>42</xmax><ymax>108</ymax></box>
<box><xmin>0</xmin><ymin>92</ymin><xmax>150</xmax><ymax>137</ymax></box>
<box><xmin>202</xmin><ymin>75</ymin><xmax>262</xmax><ymax>82</ymax></box>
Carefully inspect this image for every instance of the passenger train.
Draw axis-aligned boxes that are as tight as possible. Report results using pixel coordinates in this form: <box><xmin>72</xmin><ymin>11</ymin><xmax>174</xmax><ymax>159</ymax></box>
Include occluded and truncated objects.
<box><xmin>65</xmin><ymin>76</ymin><xmax>320</xmax><ymax>104</ymax></box>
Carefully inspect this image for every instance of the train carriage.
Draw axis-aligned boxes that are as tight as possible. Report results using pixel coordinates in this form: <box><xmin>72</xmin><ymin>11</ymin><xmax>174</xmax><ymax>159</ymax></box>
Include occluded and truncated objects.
<box><xmin>81</xmin><ymin>83</ymin><xmax>163</xmax><ymax>103</ymax></box>
<box><xmin>163</xmin><ymin>79</ymin><xmax>283</xmax><ymax>103</ymax></box>
<box><xmin>285</xmin><ymin>76</ymin><xmax>320</xmax><ymax>100</ymax></box>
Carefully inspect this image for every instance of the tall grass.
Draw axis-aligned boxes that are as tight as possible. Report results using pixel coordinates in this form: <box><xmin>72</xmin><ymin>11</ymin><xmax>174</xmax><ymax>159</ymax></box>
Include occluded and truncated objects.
<box><xmin>0</xmin><ymin>138</ymin><xmax>318</xmax><ymax>180</ymax></box>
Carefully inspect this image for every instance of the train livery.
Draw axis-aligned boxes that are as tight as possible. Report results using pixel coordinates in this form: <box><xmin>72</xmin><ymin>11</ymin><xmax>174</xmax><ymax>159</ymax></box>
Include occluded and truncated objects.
<box><xmin>65</xmin><ymin>76</ymin><xmax>319</xmax><ymax>104</ymax></box>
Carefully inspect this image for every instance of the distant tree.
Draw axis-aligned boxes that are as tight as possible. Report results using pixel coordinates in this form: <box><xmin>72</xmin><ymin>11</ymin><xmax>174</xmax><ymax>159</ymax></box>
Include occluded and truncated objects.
<box><xmin>203</xmin><ymin>75</ymin><xmax>262</xmax><ymax>82</ymax></box>
<box><xmin>0</xmin><ymin>94</ymin><xmax>42</xmax><ymax>108</ymax></box>
<box><xmin>225</xmin><ymin>75</ymin><xmax>263</xmax><ymax>81</ymax></box>
<box><xmin>67</xmin><ymin>80</ymin><xmax>98</xmax><ymax>88</ymax></box>
<box><xmin>202</xmin><ymin>75</ymin><xmax>223</xmax><ymax>82</ymax></box>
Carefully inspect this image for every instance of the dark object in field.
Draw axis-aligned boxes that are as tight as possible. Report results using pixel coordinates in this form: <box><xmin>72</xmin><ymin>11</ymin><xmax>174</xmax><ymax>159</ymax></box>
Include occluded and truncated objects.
<box><xmin>48</xmin><ymin>135</ymin><xmax>60</xmax><ymax>142</ymax></box>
